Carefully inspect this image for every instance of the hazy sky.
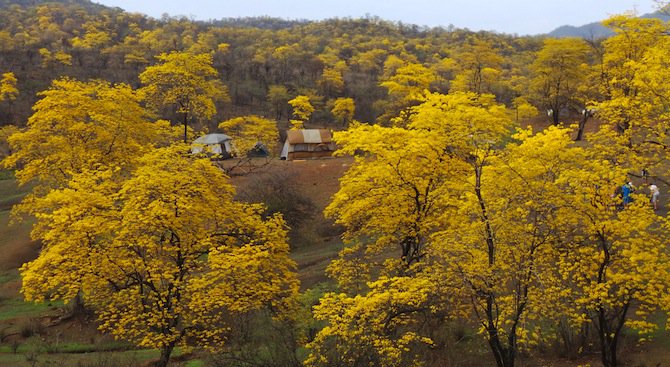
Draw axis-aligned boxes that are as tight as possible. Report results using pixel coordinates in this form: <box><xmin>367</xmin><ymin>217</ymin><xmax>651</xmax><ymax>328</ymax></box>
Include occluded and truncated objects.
<box><xmin>93</xmin><ymin>0</ymin><xmax>657</xmax><ymax>35</ymax></box>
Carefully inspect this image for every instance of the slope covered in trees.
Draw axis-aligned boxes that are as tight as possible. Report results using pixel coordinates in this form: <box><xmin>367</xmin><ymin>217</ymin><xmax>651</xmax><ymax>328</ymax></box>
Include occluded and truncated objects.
<box><xmin>3</xmin><ymin>1</ymin><xmax>670</xmax><ymax>367</ymax></box>
<box><xmin>0</xmin><ymin>0</ymin><xmax>549</xmax><ymax>130</ymax></box>
<box><xmin>2</xmin><ymin>0</ymin><xmax>667</xmax><ymax>132</ymax></box>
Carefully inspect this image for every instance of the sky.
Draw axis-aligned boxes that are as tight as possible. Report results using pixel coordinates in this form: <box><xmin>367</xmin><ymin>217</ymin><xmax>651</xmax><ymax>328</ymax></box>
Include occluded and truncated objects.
<box><xmin>93</xmin><ymin>0</ymin><xmax>658</xmax><ymax>35</ymax></box>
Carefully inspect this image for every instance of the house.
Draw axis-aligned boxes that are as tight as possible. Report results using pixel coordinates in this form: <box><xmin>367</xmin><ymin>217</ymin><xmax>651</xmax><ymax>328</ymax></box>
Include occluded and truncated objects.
<box><xmin>280</xmin><ymin>129</ymin><xmax>336</xmax><ymax>160</ymax></box>
<box><xmin>190</xmin><ymin>133</ymin><xmax>233</xmax><ymax>159</ymax></box>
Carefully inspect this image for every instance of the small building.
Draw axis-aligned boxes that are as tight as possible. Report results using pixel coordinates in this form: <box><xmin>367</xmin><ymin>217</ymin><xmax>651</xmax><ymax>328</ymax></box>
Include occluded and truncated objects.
<box><xmin>191</xmin><ymin>133</ymin><xmax>233</xmax><ymax>159</ymax></box>
<box><xmin>280</xmin><ymin>129</ymin><xmax>336</xmax><ymax>160</ymax></box>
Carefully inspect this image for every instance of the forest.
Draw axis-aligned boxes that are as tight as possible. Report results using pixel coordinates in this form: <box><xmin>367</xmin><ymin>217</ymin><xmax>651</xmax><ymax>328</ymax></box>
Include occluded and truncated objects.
<box><xmin>2</xmin><ymin>0</ymin><xmax>670</xmax><ymax>367</ymax></box>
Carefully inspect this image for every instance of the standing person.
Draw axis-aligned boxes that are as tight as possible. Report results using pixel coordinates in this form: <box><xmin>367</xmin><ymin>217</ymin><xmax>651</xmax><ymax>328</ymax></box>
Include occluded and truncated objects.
<box><xmin>649</xmin><ymin>183</ymin><xmax>660</xmax><ymax>210</ymax></box>
<box><xmin>622</xmin><ymin>181</ymin><xmax>634</xmax><ymax>206</ymax></box>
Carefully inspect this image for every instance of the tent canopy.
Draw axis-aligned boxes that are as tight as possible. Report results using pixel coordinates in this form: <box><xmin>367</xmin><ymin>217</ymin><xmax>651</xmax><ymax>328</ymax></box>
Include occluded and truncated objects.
<box><xmin>191</xmin><ymin>133</ymin><xmax>233</xmax><ymax>157</ymax></box>
<box><xmin>193</xmin><ymin>133</ymin><xmax>232</xmax><ymax>145</ymax></box>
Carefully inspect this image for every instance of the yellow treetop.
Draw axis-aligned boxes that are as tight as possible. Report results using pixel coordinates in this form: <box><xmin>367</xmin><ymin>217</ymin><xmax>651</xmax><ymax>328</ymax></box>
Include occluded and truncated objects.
<box><xmin>0</xmin><ymin>72</ymin><xmax>18</xmax><ymax>102</ymax></box>
<box><xmin>218</xmin><ymin>115</ymin><xmax>278</xmax><ymax>155</ymax></box>
<box><xmin>20</xmin><ymin>145</ymin><xmax>299</xmax><ymax>366</ymax></box>
<box><xmin>3</xmin><ymin>77</ymin><xmax>177</xmax><ymax>188</ymax></box>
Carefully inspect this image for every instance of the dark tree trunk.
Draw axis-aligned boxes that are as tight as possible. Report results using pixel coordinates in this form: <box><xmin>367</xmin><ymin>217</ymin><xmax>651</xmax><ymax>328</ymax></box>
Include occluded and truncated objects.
<box><xmin>598</xmin><ymin>332</ymin><xmax>616</xmax><ymax>367</ymax></box>
<box><xmin>475</xmin><ymin>162</ymin><xmax>517</xmax><ymax>367</ymax></box>
<box><xmin>183</xmin><ymin>112</ymin><xmax>188</xmax><ymax>143</ymax></box>
<box><xmin>487</xmin><ymin>333</ymin><xmax>516</xmax><ymax>367</ymax></box>
<box><xmin>156</xmin><ymin>342</ymin><xmax>175</xmax><ymax>367</ymax></box>
<box><xmin>575</xmin><ymin>110</ymin><xmax>591</xmax><ymax>141</ymax></box>
<box><xmin>597</xmin><ymin>303</ymin><xmax>630</xmax><ymax>367</ymax></box>
<box><xmin>594</xmin><ymin>232</ymin><xmax>630</xmax><ymax>367</ymax></box>
<box><xmin>552</xmin><ymin>109</ymin><xmax>561</xmax><ymax>125</ymax></box>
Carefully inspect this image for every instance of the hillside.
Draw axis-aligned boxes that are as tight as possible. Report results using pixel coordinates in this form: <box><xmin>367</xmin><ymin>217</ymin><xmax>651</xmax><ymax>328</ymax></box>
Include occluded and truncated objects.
<box><xmin>0</xmin><ymin>0</ymin><xmax>546</xmax><ymax>129</ymax></box>
<box><xmin>3</xmin><ymin>1</ymin><xmax>670</xmax><ymax>366</ymax></box>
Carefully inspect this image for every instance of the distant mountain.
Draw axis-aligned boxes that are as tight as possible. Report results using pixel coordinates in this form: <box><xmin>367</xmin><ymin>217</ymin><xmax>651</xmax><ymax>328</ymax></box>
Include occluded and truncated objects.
<box><xmin>548</xmin><ymin>10</ymin><xmax>670</xmax><ymax>39</ymax></box>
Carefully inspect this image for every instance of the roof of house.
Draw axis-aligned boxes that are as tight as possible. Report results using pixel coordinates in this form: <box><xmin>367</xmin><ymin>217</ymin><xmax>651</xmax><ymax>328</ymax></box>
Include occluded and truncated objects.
<box><xmin>286</xmin><ymin>129</ymin><xmax>332</xmax><ymax>144</ymax></box>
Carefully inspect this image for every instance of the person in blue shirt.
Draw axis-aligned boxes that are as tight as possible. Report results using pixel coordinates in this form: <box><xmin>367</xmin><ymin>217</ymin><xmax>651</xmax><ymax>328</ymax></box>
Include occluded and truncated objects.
<box><xmin>622</xmin><ymin>181</ymin><xmax>634</xmax><ymax>205</ymax></box>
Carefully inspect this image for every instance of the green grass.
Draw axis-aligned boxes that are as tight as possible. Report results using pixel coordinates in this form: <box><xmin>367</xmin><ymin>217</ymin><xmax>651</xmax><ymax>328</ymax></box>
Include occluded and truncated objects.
<box><xmin>0</xmin><ymin>341</ymin><xmax>128</xmax><ymax>354</ymax></box>
<box><xmin>0</xmin><ymin>353</ymin><xmax>25</xmax><ymax>365</ymax></box>
<box><xmin>290</xmin><ymin>237</ymin><xmax>344</xmax><ymax>289</ymax></box>
<box><xmin>0</xmin><ymin>175</ymin><xmax>32</xmax><ymax>230</ymax></box>
<box><xmin>46</xmin><ymin>341</ymin><xmax>132</xmax><ymax>354</ymax></box>
<box><xmin>0</xmin><ymin>170</ymin><xmax>14</xmax><ymax>181</ymax></box>
<box><xmin>0</xmin><ymin>349</ymin><xmax>161</xmax><ymax>367</ymax></box>
<box><xmin>0</xmin><ymin>173</ymin><xmax>31</xmax><ymax>211</ymax></box>
<box><xmin>0</xmin><ymin>175</ymin><xmax>38</xmax><ymax>273</ymax></box>
<box><xmin>185</xmin><ymin>359</ymin><xmax>205</xmax><ymax>367</ymax></box>
<box><xmin>0</xmin><ymin>270</ymin><xmax>19</xmax><ymax>284</ymax></box>
<box><xmin>0</xmin><ymin>298</ymin><xmax>62</xmax><ymax>321</ymax></box>
<box><xmin>0</xmin><ymin>192</ymin><xmax>25</xmax><ymax>210</ymax></box>
<box><xmin>0</xmin><ymin>344</ymin><xmax>191</xmax><ymax>366</ymax></box>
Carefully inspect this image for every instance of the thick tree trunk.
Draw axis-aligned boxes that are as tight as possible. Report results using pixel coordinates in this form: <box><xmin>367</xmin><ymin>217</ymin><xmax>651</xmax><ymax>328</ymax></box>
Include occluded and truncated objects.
<box><xmin>552</xmin><ymin>109</ymin><xmax>561</xmax><ymax>125</ymax></box>
<box><xmin>597</xmin><ymin>305</ymin><xmax>629</xmax><ymax>367</ymax></box>
<box><xmin>600</xmin><ymin>345</ymin><xmax>616</xmax><ymax>367</ymax></box>
<box><xmin>487</xmin><ymin>335</ymin><xmax>516</xmax><ymax>367</ymax></box>
<box><xmin>156</xmin><ymin>343</ymin><xmax>175</xmax><ymax>367</ymax></box>
<box><xmin>598</xmin><ymin>324</ymin><xmax>619</xmax><ymax>367</ymax></box>
<box><xmin>503</xmin><ymin>349</ymin><xmax>515</xmax><ymax>367</ymax></box>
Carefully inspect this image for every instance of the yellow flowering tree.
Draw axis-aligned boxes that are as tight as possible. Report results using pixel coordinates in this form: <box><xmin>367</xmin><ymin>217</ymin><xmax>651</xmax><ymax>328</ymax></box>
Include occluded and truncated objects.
<box><xmin>594</xmin><ymin>16</ymin><xmax>668</xmax><ymax>139</ymax></box>
<box><xmin>529</xmin><ymin>38</ymin><xmax>591</xmax><ymax>125</ymax></box>
<box><xmin>139</xmin><ymin>51</ymin><xmax>229</xmax><ymax>142</ymax></box>
<box><xmin>313</xmin><ymin>87</ymin><xmax>670</xmax><ymax>367</ymax></box>
<box><xmin>3</xmin><ymin>77</ymin><xmax>176</xmax><ymax>189</ymax></box>
<box><xmin>450</xmin><ymin>38</ymin><xmax>503</xmax><ymax>95</ymax></box>
<box><xmin>309</xmin><ymin>93</ymin><xmax>505</xmax><ymax>365</ymax></box>
<box><xmin>218</xmin><ymin>115</ymin><xmax>278</xmax><ymax>156</ymax></box>
<box><xmin>545</xmin><ymin>149</ymin><xmax>670</xmax><ymax>367</ymax></box>
<box><xmin>379</xmin><ymin>62</ymin><xmax>435</xmax><ymax>104</ymax></box>
<box><xmin>318</xmin><ymin>67</ymin><xmax>345</xmax><ymax>97</ymax></box>
<box><xmin>313</xmin><ymin>93</ymin><xmax>581</xmax><ymax>367</ymax></box>
<box><xmin>288</xmin><ymin>95</ymin><xmax>314</xmax><ymax>129</ymax></box>
<box><xmin>306</xmin><ymin>275</ymin><xmax>442</xmax><ymax>367</ymax></box>
<box><xmin>590</xmin><ymin>16</ymin><xmax>670</xmax><ymax>183</ymax></box>
<box><xmin>0</xmin><ymin>72</ymin><xmax>18</xmax><ymax>102</ymax></box>
<box><xmin>433</xmin><ymin>126</ymin><xmax>583</xmax><ymax>367</ymax></box>
<box><xmin>331</xmin><ymin>97</ymin><xmax>355</xmax><ymax>127</ymax></box>
<box><xmin>323</xmin><ymin>123</ymin><xmax>465</xmax><ymax>292</ymax></box>
<box><xmin>549</xmin><ymin>16</ymin><xmax>670</xmax><ymax>366</ymax></box>
<box><xmin>20</xmin><ymin>146</ymin><xmax>299</xmax><ymax>367</ymax></box>
<box><xmin>378</xmin><ymin>62</ymin><xmax>437</xmax><ymax>125</ymax></box>
<box><xmin>5</xmin><ymin>78</ymin><xmax>299</xmax><ymax>367</ymax></box>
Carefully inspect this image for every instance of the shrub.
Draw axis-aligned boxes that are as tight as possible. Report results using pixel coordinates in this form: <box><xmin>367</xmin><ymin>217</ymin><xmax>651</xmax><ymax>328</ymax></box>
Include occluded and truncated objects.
<box><xmin>236</xmin><ymin>169</ymin><xmax>317</xmax><ymax>248</ymax></box>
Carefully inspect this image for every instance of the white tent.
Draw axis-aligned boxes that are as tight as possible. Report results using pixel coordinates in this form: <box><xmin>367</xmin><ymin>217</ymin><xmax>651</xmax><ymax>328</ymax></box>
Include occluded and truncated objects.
<box><xmin>191</xmin><ymin>133</ymin><xmax>233</xmax><ymax>157</ymax></box>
